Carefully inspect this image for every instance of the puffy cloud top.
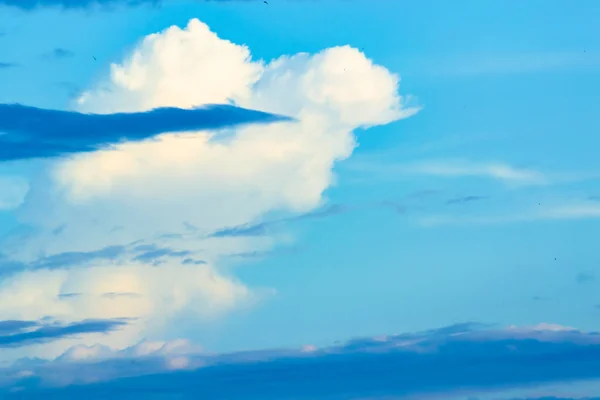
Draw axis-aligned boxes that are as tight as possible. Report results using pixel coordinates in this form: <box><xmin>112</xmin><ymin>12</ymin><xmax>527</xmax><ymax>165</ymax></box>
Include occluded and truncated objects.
<box><xmin>0</xmin><ymin>18</ymin><xmax>417</xmax><ymax>361</ymax></box>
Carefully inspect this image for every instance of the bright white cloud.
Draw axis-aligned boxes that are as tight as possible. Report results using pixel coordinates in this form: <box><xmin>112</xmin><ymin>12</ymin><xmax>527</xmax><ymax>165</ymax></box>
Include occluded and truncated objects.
<box><xmin>509</xmin><ymin>322</ymin><xmax>576</xmax><ymax>332</ymax></box>
<box><xmin>58</xmin><ymin>338</ymin><xmax>203</xmax><ymax>364</ymax></box>
<box><xmin>0</xmin><ymin>18</ymin><xmax>417</xmax><ymax>361</ymax></box>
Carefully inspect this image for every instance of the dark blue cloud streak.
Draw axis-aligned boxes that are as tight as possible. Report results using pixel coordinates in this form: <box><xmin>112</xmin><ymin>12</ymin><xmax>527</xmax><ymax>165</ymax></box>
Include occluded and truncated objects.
<box><xmin>0</xmin><ymin>320</ymin><xmax>38</xmax><ymax>336</ymax></box>
<box><xmin>0</xmin><ymin>243</ymin><xmax>198</xmax><ymax>276</ymax></box>
<box><xmin>446</xmin><ymin>195</ymin><xmax>488</xmax><ymax>205</ymax></box>
<box><xmin>5</xmin><ymin>323</ymin><xmax>600</xmax><ymax>399</ymax></box>
<box><xmin>211</xmin><ymin>204</ymin><xmax>347</xmax><ymax>238</ymax></box>
<box><xmin>0</xmin><ymin>103</ymin><xmax>291</xmax><ymax>161</ymax></box>
<box><xmin>32</xmin><ymin>245</ymin><xmax>126</xmax><ymax>270</ymax></box>
<box><xmin>0</xmin><ymin>318</ymin><xmax>128</xmax><ymax>348</ymax></box>
<box><xmin>44</xmin><ymin>48</ymin><xmax>74</xmax><ymax>59</ymax></box>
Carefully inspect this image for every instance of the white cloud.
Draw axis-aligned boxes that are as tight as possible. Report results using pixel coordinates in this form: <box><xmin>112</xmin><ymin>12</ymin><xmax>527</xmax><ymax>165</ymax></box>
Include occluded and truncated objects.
<box><xmin>538</xmin><ymin>203</ymin><xmax>600</xmax><ymax>219</ymax></box>
<box><xmin>0</xmin><ymin>260</ymin><xmax>254</xmax><ymax>362</ymax></box>
<box><xmin>58</xmin><ymin>343</ymin><xmax>114</xmax><ymax>362</ymax></box>
<box><xmin>418</xmin><ymin>201</ymin><xmax>600</xmax><ymax>227</ymax></box>
<box><xmin>76</xmin><ymin>19</ymin><xmax>264</xmax><ymax>114</ymax></box>
<box><xmin>300</xmin><ymin>344</ymin><xmax>318</xmax><ymax>353</ymax></box>
<box><xmin>0</xmin><ymin>18</ymin><xmax>417</xmax><ymax>360</ymax></box>
<box><xmin>58</xmin><ymin>338</ymin><xmax>203</xmax><ymax>364</ymax></box>
<box><xmin>507</xmin><ymin>322</ymin><xmax>576</xmax><ymax>332</ymax></box>
<box><xmin>404</xmin><ymin>160</ymin><xmax>547</xmax><ymax>185</ymax></box>
<box><xmin>0</xmin><ymin>338</ymin><xmax>206</xmax><ymax>387</ymax></box>
<box><xmin>344</xmin><ymin>158</ymin><xmax>548</xmax><ymax>186</ymax></box>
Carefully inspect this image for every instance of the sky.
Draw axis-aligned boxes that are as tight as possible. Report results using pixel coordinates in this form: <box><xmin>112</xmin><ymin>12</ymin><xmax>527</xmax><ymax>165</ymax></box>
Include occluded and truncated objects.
<box><xmin>0</xmin><ymin>0</ymin><xmax>600</xmax><ymax>398</ymax></box>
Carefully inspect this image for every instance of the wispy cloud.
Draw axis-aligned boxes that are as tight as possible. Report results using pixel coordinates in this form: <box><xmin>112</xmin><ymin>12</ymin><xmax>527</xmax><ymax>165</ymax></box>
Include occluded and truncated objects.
<box><xmin>406</xmin><ymin>160</ymin><xmax>547</xmax><ymax>185</ymax></box>
<box><xmin>4</xmin><ymin>322</ymin><xmax>600</xmax><ymax>398</ymax></box>
<box><xmin>43</xmin><ymin>47</ymin><xmax>74</xmax><ymax>59</ymax></box>
<box><xmin>576</xmin><ymin>272</ymin><xmax>595</xmax><ymax>285</ymax></box>
<box><xmin>31</xmin><ymin>245</ymin><xmax>125</xmax><ymax>270</ymax></box>
<box><xmin>227</xmin><ymin>246</ymin><xmax>302</xmax><ymax>260</ymax></box>
<box><xmin>0</xmin><ymin>103</ymin><xmax>291</xmax><ymax>161</ymax></box>
<box><xmin>407</xmin><ymin>189</ymin><xmax>440</xmax><ymax>200</ymax></box>
<box><xmin>210</xmin><ymin>204</ymin><xmax>348</xmax><ymax>238</ymax></box>
<box><xmin>431</xmin><ymin>51</ymin><xmax>600</xmax><ymax>77</ymax></box>
<box><xmin>0</xmin><ymin>62</ymin><xmax>17</xmax><ymax>69</ymax></box>
<box><xmin>419</xmin><ymin>202</ymin><xmax>600</xmax><ymax>227</ymax></box>
<box><xmin>0</xmin><ymin>242</ymin><xmax>200</xmax><ymax>276</ymax></box>
<box><xmin>54</xmin><ymin>81</ymin><xmax>81</xmax><ymax>98</ymax></box>
<box><xmin>537</xmin><ymin>204</ymin><xmax>600</xmax><ymax>220</ymax></box>
<box><xmin>181</xmin><ymin>258</ymin><xmax>207</xmax><ymax>265</ymax></box>
<box><xmin>0</xmin><ymin>318</ymin><xmax>128</xmax><ymax>348</ymax></box>
<box><xmin>101</xmin><ymin>292</ymin><xmax>141</xmax><ymax>299</ymax></box>
<box><xmin>0</xmin><ymin>176</ymin><xmax>29</xmax><ymax>211</ymax></box>
<box><xmin>446</xmin><ymin>195</ymin><xmax>488</xmax><ymax>205</ymax></box>
<box><xmin>131</xmin><ymin>245</ymin><xmax>190</xmax><ymax>264</ymax></box>
<box><xmin>345</xmin><ymin>159</ymin><xmax>549</xmax><ymax>186</ymax></box>
<box><xmin>57</xmin><ymin>293</ymin><xmax>82</xmax><ymax>299</ymax></box>
<box><xmin>378</xmin><ymin>190</ymin><xmax>440</xmax><ymax>214</ymax></box>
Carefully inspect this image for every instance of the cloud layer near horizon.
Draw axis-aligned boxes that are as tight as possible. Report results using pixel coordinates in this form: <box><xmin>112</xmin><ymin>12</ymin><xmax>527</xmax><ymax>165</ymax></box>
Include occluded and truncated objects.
<box><xmin>2</xmin><ymin>323</ymin><xmax>600</xmax><ymax>399</ymax></box>
<box><xmin>0</xmin><ymin>17</ymin><xmax>417</xmax><ymax>362</ymax></box>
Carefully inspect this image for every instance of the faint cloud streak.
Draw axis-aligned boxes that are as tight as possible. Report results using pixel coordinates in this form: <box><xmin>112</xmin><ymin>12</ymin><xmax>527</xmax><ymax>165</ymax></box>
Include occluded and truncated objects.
<box><xmin>344</xmin><ymin>159</ymin><xmax>548</xmax><ymax>186</ymax></box>
<box><xmin>430</xmin><ymin>51</ymin><xmax>600</xmax><ymax>77</ymax></box>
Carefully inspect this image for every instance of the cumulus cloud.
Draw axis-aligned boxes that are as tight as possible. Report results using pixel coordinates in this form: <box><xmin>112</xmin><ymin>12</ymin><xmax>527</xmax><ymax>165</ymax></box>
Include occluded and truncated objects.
<box><xmin>0</xmin><ymin>261</ymin><xmax>252</xmax><ymax>363</ymax></box>
<box><xmin>0</xmin><ymin>17</ymin><xmax>417</xmax><ymax>360</ymax></box>
<box><xmin>3</xmin><ymin>323</ymin><xmax>600</xmax><ymax>399</ymax></box>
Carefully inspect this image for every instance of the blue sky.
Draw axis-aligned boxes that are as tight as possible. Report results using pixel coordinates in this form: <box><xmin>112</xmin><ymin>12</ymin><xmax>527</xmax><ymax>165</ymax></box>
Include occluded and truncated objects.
<box><xmin>1</xmin><ymin>0</ymin><xmax>600</xmax><ymax>398</ymax></box>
